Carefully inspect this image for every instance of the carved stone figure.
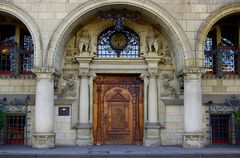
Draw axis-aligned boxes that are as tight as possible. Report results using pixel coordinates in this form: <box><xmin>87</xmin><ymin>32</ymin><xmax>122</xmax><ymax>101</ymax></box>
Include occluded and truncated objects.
<box><xmin>164</xmin><ymin>45</ymin><xmax>172</xmax><ymax>64</ymax></box>
<box><xmin>161</xmin><ymin>74</ymin><xmax>175</xmax><ymax>97</ymax></box>
<box><xmin>146</xmin><ymin>32</ymin><xmax>159</xmax><ymax>53</ymax></box>
<box><xmin>58</xmin><ymin>73</ymin><xmax>76</xmax><ymax>97</ymax></box>
<box><xmin>78</xmin><ymin>31</ymin><xmax>90</xmax><ymax>53</ymax></box>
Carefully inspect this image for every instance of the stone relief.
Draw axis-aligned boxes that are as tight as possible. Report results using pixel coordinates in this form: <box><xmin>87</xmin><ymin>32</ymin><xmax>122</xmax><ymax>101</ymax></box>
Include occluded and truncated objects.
<box><xmin>160</xmin><ymin>73</ymin><xmax>176</xmax><ymax>97</ymax></box>
<box><xmin>57</xmin><ymin>73</ymin><xmax>77</xmax><ymax>97</ymax></box>
<box><xmin>78</xmin><ymin>31</ymin><xmax>91</xmax><ymax>53</ymax></box>
<box><xmin>64</xmin><ymin>45</ymin><xmax>78</xmax><ymax>65</ymax></box>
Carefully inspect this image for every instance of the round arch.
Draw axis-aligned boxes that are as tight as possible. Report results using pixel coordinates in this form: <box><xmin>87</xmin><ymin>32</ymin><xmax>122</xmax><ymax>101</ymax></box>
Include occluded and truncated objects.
<box><xmin>195</xmin><ymin>3</ymin><xmax>240</xmax><ymax>67</ymax></box>
<box><xmin>0</xmin><ymin>1</ymin><xmax>42</xmax><ymax>67</ymax></box>
<box><xmin>47</xmin><ymin>0</ymin><xmax>192</xmax><ymax>72</ymax></box>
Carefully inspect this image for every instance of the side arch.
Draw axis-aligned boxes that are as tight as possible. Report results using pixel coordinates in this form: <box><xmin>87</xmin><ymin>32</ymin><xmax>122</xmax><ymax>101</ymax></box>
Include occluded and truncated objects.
<box><xmin>195</xmin><ymin>3</ymin><xmax>240</xmax><ymax>67</ymax></box>
<box><xmin>47</xmin><ymin>0</ymin><xmax>193</xmax><ymax>72</ymax></box>
<box><xmin>0</xmin><ymin>1</ymin><xmax>42</xmax><ymax>67</ymax></box>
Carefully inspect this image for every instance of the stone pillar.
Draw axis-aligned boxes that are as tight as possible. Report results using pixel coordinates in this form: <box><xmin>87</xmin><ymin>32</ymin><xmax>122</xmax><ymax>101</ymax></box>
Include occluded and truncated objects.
<box><xmin>182</xmin><ymin>68</ymin><xmax>205</xmax><ymax>148</ymax></box>
<box><xmin>75</xmin><ymin>54</ymin><xmax>93</xmax><ymax>145</ymax></box>
<box><xmin>145</xmin><ymin>55</ymin><xmax>162</xmax><ymax>146</ymax></box>
<box><xmin>148</xmin><ymin>73</ymin><xmax>158</xmax><ymax>123</ymax></box>
<box><xmin>32</xmin><ymin>67</ymin><xmax>56</xmax><ymax>148</ymax></box>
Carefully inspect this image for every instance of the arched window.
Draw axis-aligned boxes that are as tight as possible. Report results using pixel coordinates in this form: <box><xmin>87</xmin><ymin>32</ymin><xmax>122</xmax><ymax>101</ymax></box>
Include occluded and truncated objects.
<box><xmin>97</xmin><ymin>26</ymin><xmax>140</xmax><ymax>58</ymax></box>
<box><xmin>204</xmin><ymin>14</ymin><xmax>240</xmax><ymax>76</ymax></box>
<box><xmin>0</xmin><ymin>24</ymin><xmax>33</xmax><ymax>75</ymax></box>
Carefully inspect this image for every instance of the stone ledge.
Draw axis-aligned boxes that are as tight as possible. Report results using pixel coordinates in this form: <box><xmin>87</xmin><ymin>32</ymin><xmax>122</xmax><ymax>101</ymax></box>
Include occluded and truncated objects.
<box><xmin>74</xmin><ymin>122</ymin><xmax>92</xmax><ymax>129</ymax></box>
<box><xmin>145</xmin><ymin>122</ymin><xmax>163</xmax><ymax>129</ymax></box>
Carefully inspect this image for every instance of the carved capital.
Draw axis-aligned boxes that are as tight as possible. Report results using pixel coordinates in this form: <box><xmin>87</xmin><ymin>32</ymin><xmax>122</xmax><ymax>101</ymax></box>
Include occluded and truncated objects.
<box><xmin>139</xmin><ymin>72</ymin><xmax>149</xmax><ymax>80</ymax></box>
<box><xmin>149</xmin><ymin>72</ymin><xmax>158</xmax><ymax>78</ymax></box>
<box><xmin>32</xmin><ymin>67</ymin><xmax>59</xmax><ymax>80</ymax></box>
<box><xmin>178</xmin><ymin>67</ymin><xmax>206</xmax><ymax>80</ymax></box>
<box><xmin>79</xmin><ymin>72</ymin><xmax>91</xmax><ymax>77</ymax></box>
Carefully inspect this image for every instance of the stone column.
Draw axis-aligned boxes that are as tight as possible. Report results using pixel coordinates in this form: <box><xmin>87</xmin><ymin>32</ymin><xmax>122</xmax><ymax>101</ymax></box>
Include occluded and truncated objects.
<box><xmin>182</xmin><ymin>68</ymin><xmax>205</xmax><ymax>148</ymax></box>
<box><xmin>148</xmin><ymin>73</ymin><xmax>158</xmax><ymax>123</ymax></box>
<box><xmin>32</xmin><ymin>67</ymin><xmax>55</xmax><ymax>148</ymax></box>
<box><xmin>75</xmin><ymin>54</ymin><xmax>93</xmax><ymax>145</ymax></box>
<box><xmin>145</xmin><ymin>55</ymin><xmax>162</xmax><ymax>146</ymax></box>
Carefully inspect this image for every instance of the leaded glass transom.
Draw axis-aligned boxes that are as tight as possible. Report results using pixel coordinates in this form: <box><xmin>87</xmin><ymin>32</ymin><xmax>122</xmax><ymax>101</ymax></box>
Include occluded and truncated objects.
<box><xmin>97</xmin><ymin>26</ymin><xmax>140</xmax><ymax>58</ymax></box>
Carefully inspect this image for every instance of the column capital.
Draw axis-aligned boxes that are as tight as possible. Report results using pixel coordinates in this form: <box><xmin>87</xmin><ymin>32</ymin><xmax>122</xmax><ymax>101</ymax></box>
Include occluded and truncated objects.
<box><xmin>149</xmin><ymin>72</ymin><xmax>158</xmax><ymax>78</ymax></box>
<box><xmin>178</xmin><ymin>67</ymin><xmax>206</xmax><ymax>80</ymax></box>
<box><xmin>79</xmin><ymin>72</ymin><xmax>91</xmax><ymax>77</ymax></box>
<box><xmin>32</xmin><ymin>67</ymin><xmax>59</xmax><ymax>80</ymax></box>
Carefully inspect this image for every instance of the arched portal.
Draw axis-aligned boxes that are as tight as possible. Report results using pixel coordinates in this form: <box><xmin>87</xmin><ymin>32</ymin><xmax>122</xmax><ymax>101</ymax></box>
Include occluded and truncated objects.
<box><xmin>51</xmin><ymin>0</ymin><xmax>193</xmax><ymax>146</ymax></box>
<box><xmin>47</xmin><ymin>0</ymin><xmax>192</xmax><ymax>72</ymax></box>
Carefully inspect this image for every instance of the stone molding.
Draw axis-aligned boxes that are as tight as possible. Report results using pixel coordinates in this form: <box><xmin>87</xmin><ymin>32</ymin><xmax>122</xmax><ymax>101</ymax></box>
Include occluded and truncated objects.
<box><xmin>145</xmin><ymin>122</ymin><xmax>163</xmax><ymax>129</ymax></box>
<box><xmin>74</xmin><ymin>122</ymin><xmax>92</xmax><ymax>129</ymax></box>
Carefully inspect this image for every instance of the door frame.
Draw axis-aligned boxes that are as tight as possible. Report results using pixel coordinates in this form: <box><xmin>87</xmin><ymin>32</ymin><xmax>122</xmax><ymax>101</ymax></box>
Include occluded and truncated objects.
<box><xmin>93</xmin><ymin>74</ymin><xmax>144</xmax><ymax>145</ymax></box>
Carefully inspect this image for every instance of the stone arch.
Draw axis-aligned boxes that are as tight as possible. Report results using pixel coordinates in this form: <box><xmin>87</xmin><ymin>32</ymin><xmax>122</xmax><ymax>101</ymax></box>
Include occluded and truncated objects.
<box><xmin>0</xmin><ymin>1</ymin><xmax>42</xmax><ymax>67</ymax></box>
<box><xmin>195</xmin><ymin>3</ymin><xmax>240</xmax><ymax>67</ymax></box>
<box><xmin>47</xmin><ymin>0</ymin><xmax>192</xmax><ymax>72</ymax></box>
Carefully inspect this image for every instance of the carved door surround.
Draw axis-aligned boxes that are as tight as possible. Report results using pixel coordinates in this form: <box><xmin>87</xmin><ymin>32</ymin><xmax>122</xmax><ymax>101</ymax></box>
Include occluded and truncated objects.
<box><xmin>93</xmin><ymin>74</ymin><xmax>143</xmax><ymax>144</ymax></box>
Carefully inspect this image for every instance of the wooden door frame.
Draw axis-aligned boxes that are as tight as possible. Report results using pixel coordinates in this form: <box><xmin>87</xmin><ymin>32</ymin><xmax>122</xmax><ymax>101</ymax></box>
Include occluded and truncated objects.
<box><xmin>93</xmin><ymin>74</ymin><xmax>144</xmax><ymax>145</ymax></box>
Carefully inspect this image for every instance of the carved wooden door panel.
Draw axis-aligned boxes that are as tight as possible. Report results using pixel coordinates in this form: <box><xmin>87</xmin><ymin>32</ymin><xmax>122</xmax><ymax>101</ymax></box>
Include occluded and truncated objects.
<box><xmin>93</xmin><ymin>75</ymin><xmax>143</xmax><ymax>145</ymax></box>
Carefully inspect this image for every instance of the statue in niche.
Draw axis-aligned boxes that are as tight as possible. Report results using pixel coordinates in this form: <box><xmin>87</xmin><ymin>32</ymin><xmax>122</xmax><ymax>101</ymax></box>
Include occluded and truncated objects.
<box><xmin>146</xmin><ymin>31</ymin><xmax>159</xmax><ymax>53</ymax></box>
<box><xmin>78</xmin><ymin>31</ymin><xmax>91</xmax><ymax>53</ymax></box>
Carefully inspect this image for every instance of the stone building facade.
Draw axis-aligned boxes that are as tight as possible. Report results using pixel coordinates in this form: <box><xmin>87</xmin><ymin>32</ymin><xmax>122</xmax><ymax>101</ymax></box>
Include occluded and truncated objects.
<box><xmin>0</xmin><ymin>0</ymin><xmax>240</xmax><ymax>148</ymax></box>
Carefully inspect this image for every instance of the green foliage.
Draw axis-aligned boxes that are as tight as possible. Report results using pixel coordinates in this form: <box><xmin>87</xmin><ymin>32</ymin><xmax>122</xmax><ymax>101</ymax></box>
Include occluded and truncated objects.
<box><xmin>0</xmin><ymin>109</ymin><xmax>5</xmax><ymax>129</ymax></box>
<box><xmin>236</xmin><ymin>108</ymin><xmax>240</xmax><ymax>125</ymax></box>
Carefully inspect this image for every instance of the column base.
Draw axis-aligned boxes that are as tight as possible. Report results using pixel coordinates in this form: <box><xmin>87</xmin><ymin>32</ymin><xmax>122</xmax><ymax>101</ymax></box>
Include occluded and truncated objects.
<box><xmin>144</xmin><ymin>123</ymin><xmax>162</xmax><ymax>146</ymax></box>
<box><xmin>75</xmin><ymin>123</ymin><xmax>92</xmax><ymax>146</ymax></box>
<box><xmin>183</xmin><ymin>133</ymin><xmax>204</xmax><ymax>148</ymax></box>
<box><xmin>32</xmin><ymin>133</ymin><xmax>55</xmax><ymax>148</ymax></box>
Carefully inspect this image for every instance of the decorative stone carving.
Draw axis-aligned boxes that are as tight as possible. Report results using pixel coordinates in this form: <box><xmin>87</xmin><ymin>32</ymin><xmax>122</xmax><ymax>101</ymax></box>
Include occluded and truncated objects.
<box><xmin>146</xmin><ymin>31</ymin><xmax>159</xmax><ymax>53</ymax></box>
<box><xmin>64</xmin><ymin>45</ymin><xmax>78</xmax><ymax>65</ymax></box>
<box><xmin>164</xmin><ymin>45</ymin><xmax>172</xmax><ymax>65</ymax></box>
<box><xmin>160</xmin><ymin>74</ymin><xmax>175</xmax><ymax>97</ymax></box>
<box><xmin>178</xmin><ymin>75</ymin><xmax>184</xmax><ymax>95</ymax></box>
<box><xmin>58</xmin><ymin>73</ymin><xmax>76</xmax><ymax>97</ymax></box>
<box><xmin>78</xmin><ymin>31</ymin><xmax>91</xmax><ymax>53</ymax></box>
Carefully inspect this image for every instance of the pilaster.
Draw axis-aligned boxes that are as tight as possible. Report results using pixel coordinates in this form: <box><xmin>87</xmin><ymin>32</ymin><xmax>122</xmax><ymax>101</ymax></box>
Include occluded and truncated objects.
<box><xmin>74</xmin><ymin>54</ymin><xmax>93</xmax><ymax>145</ymax></box>
<box><xmin>144</xmin><ymin>56</ymin><xmax>162</xmax><ymax>146</ymax></box>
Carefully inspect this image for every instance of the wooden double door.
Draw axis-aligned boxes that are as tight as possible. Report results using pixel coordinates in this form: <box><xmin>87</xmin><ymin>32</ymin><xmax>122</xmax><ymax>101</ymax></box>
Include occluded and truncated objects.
<box><xmin>93</xmin><ymin>75</ymin><xmax>143</xmax><ymax>145</ymax></box>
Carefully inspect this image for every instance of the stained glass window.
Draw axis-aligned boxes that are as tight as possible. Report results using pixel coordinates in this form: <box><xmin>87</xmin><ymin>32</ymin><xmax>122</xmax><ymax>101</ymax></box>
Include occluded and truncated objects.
<box><xmin>204</xmin><ymin>24</ymin><xmax>239</xmax><ymax>76</ymax></box>
<box><xmin>0</xmin><ymin>25</ymin><xmax>33</xmax><ymax>75</ymax></box>
<box><xmin>97</xmin><ymin>26</ymin><xmax>140</xmax><ymax>58</ymax></box>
